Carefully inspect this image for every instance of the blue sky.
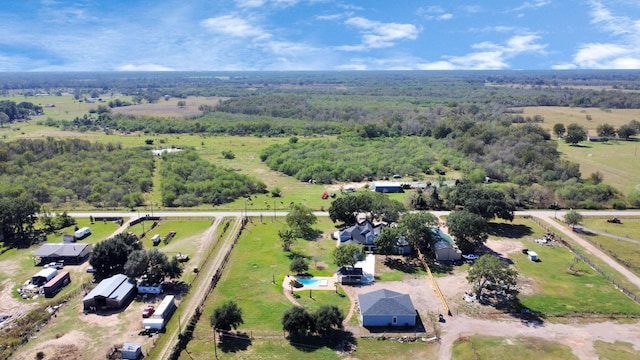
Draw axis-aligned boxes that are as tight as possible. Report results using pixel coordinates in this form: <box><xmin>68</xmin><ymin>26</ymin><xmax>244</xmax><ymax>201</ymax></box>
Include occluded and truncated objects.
<box><xmin>1</xmin><ymin>0</ymin><xmax>639</xmax><ymax>71</ymax></box>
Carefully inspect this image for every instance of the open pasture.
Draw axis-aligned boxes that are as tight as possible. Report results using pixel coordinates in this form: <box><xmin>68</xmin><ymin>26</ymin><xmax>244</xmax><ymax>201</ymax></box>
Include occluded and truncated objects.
<box><xmin>452</xmin><ymin>336</ymin><xmax>576</xmax><ymax>360</ymax></box>
<box><xmin>521</xmin><ymin>106</ymin><xmax>640</xmax><ymax>133</ymax></box>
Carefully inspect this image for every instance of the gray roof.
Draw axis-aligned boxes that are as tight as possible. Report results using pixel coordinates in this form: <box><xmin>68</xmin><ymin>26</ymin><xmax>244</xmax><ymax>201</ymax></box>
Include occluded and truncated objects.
<box><xmin>358</xmin><ymin>289</ymin><xmax>416</xmax><ymax>317</ymax></box>
<box><xmin>32</xmin><ymin>243</ymin><xmax>91</xmax><ymax>257</ymax></box>
<box><xmin>340</xmin><ymin>220</ymin><xmax>384</xmax><ymax>245</ymax></box>
<box><xmin>82</xmin><ymin>274</ymin><xmax>136</xmax><ymax>302</ymax></box>
<box><xmin>433</xmin><ymin>240</ymin><xmax>454</xmax><ymax>250</ymax></box>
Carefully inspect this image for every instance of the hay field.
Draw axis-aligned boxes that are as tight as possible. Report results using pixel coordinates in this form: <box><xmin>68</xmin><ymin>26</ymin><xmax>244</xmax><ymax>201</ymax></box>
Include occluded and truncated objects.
<box><xmin>112</xmin><ymin>96</ymin><xmax>225</xmax><ymax>118</ymax></box>
<box><xmin>521</xmin><ymin>106</ymin><xmax>640</xmax><ymax>134</ymax></box>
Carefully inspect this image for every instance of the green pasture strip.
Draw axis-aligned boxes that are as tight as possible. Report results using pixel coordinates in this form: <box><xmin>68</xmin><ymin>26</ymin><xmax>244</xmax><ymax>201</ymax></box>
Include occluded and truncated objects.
<box><xmin>452</xmin><ymin>336</ymin><xmax>577</xmax><ymax>360</ymax></box>
<box><xmin>513</xmin><ymin>239</ymin><xmax>640</xmax><ymax>315</ymax></box>
<box><xmin>548</xmin><ymin>218</ymin><xmax>640</xmax><ymax>299</ymax></box>
<box><xmin>579</xmin><ymin>233</ymin><xmax>640</xmax><ymax>277</ymax></box>
<box><xmin>490</xmin><ymin>218</ymin><xmax>640</xmax><ymax>315</ymax></box>
<box><xmin>181</xmin><ymin>336</ymin><xmax>437</xmax><ymax>360</ymax></box>
<box><xmin>580</xmin><ymin>216</ymin><xmax>640</xmax><ymax>239</ymax></box>
<box><xmin>593</xmin><ymin>340</ymin><xmax>640</xmax><ymax>360</ymax></box>
<box><xmin>556</xmin><ymin>140</ymin><xmax>640</xmax><ymax>195</ymax></box>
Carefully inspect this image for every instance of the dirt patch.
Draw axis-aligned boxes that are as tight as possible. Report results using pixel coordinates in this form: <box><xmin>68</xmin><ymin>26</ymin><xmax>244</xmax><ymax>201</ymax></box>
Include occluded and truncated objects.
<box><xmin>13</xmin><ymin>330</ymin><xmax>88</xmax><ymax>360</ymax></box>
<box><xmin>326</xmin><ymin>182</ymin><xmax>370</xmax><ymax>192</ymax></box>
<box><xmin>485</xmin><ymin>239</ymin><xmax>524</xmax><ymax>256</ymax></box>
<box><xmin>112</xmin><ymin>96</ymin><xmax>224</xmax><ymax>118</ymax></box>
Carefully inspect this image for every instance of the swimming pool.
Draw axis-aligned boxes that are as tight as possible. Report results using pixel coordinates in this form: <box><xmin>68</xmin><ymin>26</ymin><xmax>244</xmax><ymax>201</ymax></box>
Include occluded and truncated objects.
<box><xmin>296</xmin><ymin>278</ymin><xmax>319</xmax><ymax>286</ymax></box>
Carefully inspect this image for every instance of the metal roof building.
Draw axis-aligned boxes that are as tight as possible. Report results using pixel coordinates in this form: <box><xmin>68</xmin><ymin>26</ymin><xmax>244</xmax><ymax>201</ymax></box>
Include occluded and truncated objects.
<box><xmin>358</xmin><ymin>289</ymin><xmax>416</xmax><ymax>327</ymax></box>
<box><xmin>32</xmin><ymin>243</ymin><xmax>92</xmax><ymax>265</ymax></box>
<box><xmin>82</xmin><ymin>274</ymin><xmax>137</xmax><ymax>311</ymax></box>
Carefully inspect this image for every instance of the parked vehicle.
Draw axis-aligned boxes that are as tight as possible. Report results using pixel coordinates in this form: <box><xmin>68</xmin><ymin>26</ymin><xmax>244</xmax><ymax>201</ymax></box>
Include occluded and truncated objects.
<box><xmin>86</xmin><ymin>266</ymin><xmax>96</xmax><ymax>273</ymax></box>
<box><xmin>142</xmin><ymin>305</ymin><xmax>155</xmax><ymax>318</ymax></box>
<box><xmin>462</xmin><ymin>254</ymin><xmax>480</xmax><ymax>261</ymax></box>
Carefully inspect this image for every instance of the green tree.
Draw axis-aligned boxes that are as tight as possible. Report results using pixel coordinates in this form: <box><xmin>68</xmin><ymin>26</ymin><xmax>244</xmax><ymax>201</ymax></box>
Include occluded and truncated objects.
<box><xmin>552</xmin><ymin>123</ymin><xmax>566</xmax><ymax>138</ymax></box>
<box><xmin>596</xmin><ymin>123</ymin><xmax>616</xmax><ymax>139</ymax></box>
<box><xmin>589</xmin><ymin>171</ymin><xmax>604</xmax><ymax>185</ymax></box>
<box><xmin>279</xmin><ymin>228</ymin><xmax>296</xmax><ymax>251</ymax></box>
<box><xmin>467</xmin><ymin>168</ymin><xmax>487</xmax><ymax>184</ymax></box>
<box><xmin>398</xmin><ymin>211</ymin><xmax>438</xmax><ymax>250</ymax></box>
<box><xmin>0</xmin><ymin>112</ymin><xmax>9</xmax><ymax>127</ymax></box>
<box><xmin>328</xmin><ymin>192</ymin><xmax>404</xmax><ymax>224</ymax></box>
<box><xmin>617</xmin><ymin>123</ymin><xmax>638</xmax><ymax>140</ymax></box>
<box><xmin>0</xmin><ymin>194</ymin><xmax>40</xmax><ymax>247</ymax></box>
<box><xmin>564</xmin><ymin>209</ymin><xmax>583</xmax><ymax>229</ymax></box>
<box><xmin>286</xmin><ymin>203</ymin><xmax>317</xmax><ymax>239</ymax></box>
<box><xmin>125</xmin><ymin>249</ymin><xmax>183</xmax><ymax>284</ymax></box>
<box><xmin>467</xmin><ymin>254</ymin><xmax>518</xmax><ymax>299</ymax></box>
<box><xmin>446</xmin><ymin>210</ymin><xmax>488</xmax><ymax>254</ymax></box>
<box><xmin>89</xmin><ymin>233</ymin><xmax>142</xmax><ymax>279</ymax></box>
<box><xmin>177</xmin><ymin>100</ymin><xmax>187</xmax><ymax>108</ymax></box>
<box><xmin>333</xmin><ymin>243</ymin><xmax>365</xmax><ymax>268</ymax></box>
<box><xmin>210</xmin><ymin>301</ymin><xmax>244</xmax><ymax>332</ymax></box>
<box><xmin>450</xmin><ymin>184</ymin><xmax>514</xmax><ymax>221</ymax></box>
<box><xmin>313</xmin><ymin>305</ymin><xmax>344</xmax><ymax>334</ymax></box>
<box><xmin>374</xmin><ymin>226</ymin><xmax>402</xmax><ymax>257</ymax></box>
<box><xmin>290</xmin><ymin>257</ymin><xmax>309</xmax><ymax>275</ymax></box>
<box><xmin>282</xmin><ymin>306</ymin><xmax>312</xmax><ymax>335</ymax></box>
<box><xmin>564</xmin><ymin>123</ymin><xmax>587</xmax><ymax>145</ymax></box>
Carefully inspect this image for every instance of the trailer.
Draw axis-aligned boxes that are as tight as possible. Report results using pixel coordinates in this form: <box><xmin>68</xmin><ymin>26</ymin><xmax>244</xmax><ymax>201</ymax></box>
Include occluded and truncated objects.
<box><xmin>74</xmin><ymin>227</ymin><xmax>91</xmax><ymax>240</ymax></box>
<box><xmin>153</xmin><ymin>295</ymin><xmax>176</xmax><ymax>320</ymax></box>
<box><xmin>43</xmin><ymin>271</ymin><xmax>71</xmax><ymax>298</ymax></box>
<box><xmin>142</xmin><ymin>317</ymin><xmax>165</xmax><ymax>331</ymax></box>
<box><xmin>32</xmin><ymin>268</ymin><xmax>58</xmax><ymax>286</ymax></box>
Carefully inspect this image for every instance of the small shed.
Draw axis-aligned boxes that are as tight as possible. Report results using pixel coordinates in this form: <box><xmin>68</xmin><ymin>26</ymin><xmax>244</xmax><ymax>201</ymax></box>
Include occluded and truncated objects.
<box><xmin>527</xmin><ymin>251</ymin><xmax>538</xmax><ymax>261</ymax></box>
<box><xmin>121</xmin><ymin>342</ymin><xmax>143</xmax><ymax>360</ymax></box>
<box><xmin>43</xmin><ymin>271</ymin><xmax>71</xmax><ymax>298</ymax></box>
<box><xmin>358</xmin><ymin>289</ymin><xmax>416</xmax><ymax>327</ymax></box>
<box><xmin>151</xmin><ymin>234</ymin><xmax>162</xmax><ymax>246</ymax></box>
<box><xmin>32</xmin><ymin>268</ymin><xmax>58</xmax><ymax>286</ymax></box>
<box><xmin>371</xmin><ymin>181</ymin><xmax>403</xmax><ymax>193</ymax></box>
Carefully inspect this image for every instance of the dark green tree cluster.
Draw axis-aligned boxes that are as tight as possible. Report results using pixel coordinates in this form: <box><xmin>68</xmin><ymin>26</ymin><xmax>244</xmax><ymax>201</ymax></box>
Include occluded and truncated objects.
<box><xmin>124</xmin><ymin>248</ymin><xmax>183</xmax><ymax>284</ymax></box>
<box><xmin>160</xmin><ymin>149</ymin><xmax>266</xmax><ymax>207</ymax></box>
<box><xmin>0</xmin><ymin>194</ymin><xmax>40</xmax><ymax>247</ymax></box>
<box><xmin>0</xmin><ymin>100</ymin><xmax>42</xmax><ymax>124</ymax></box>
<box><xmin>89</xmin><ymin>232</ymin><xmax>143</xmax><ymax>279</ymax></box>
<box><xmin>447</xmin><ymin>183</ymin><xmax>515</xmax><ymax>221</ymax></box>
<box><xmin>467</xmin><ymin>255</ymin><xmax>518</xmax><ymax>300</ymax></box>
<box><xmin>260</xmin><ymin>137</ymin><xmax>453</xmax><ymax>183</ymax></box>
<box><xmin>282</xmin><ymin>305</ymin><xmax>344</xmax><ymax>336</ymax></box>
<box><xmin>210</xmin><ymin>301</ymin><xmax>244</xmax><ymax>332</ymax></box>
<box><xmin>328</xmin><ymin>191</ymin><xmax>405</xmax><ymax>225</ymax></box>
<box><xmin>0</xmin><ymin>138</ymin><xmax>153</xmax><ymax>208</ymax></box>
<box><xmin>446</xmin><ymin>210</ymin><xmax>489</xmax><ymax>253</ymax></box>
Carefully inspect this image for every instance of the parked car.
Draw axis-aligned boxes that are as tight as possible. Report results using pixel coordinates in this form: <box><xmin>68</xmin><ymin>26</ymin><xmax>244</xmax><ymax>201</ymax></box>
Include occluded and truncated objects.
<box><xmin>142</xmin><ymin>305</ymin><xmax>155</xmax><ymax>318</ymax></box>
<box><xmin>86</xmin><ymin>266</ymin><xmax>96</xmax><ymax>273</ymax></box>
<box><xmin>462</xmin><ymin>254</ymin><xmax>480</xmax><ymax>261</ymax></box>
<box><xmin>44</xmin><ymin>262</ymin><xmax>64</xmax><ymax>269</ymax></box>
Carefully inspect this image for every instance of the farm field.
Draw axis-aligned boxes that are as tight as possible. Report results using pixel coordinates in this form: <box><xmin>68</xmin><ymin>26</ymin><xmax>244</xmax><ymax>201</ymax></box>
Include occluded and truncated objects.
<box><xmin>522</xmin><ymin>106</ymin><xmax>640</xmax><ymax>133</ymax></box>
<box><xmin>593</xmin><ymin>340</ymin><xmax>640</xmax><ymax>360</ymax></box>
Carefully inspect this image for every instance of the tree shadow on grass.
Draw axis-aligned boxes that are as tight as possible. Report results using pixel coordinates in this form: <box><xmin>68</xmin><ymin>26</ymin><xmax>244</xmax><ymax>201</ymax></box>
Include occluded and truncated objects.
<box><xmin>424</xmin><ymin>257</ymin><xmax>454</xmax><ymax>275</ymax></box>
<box><xmin>218</xmin><ymin>331</ymin><xmax>252</xmax><ymax>353</ymax></box>
<box><xmin>287</xmin><ymin>330</ymin><xmax>356</xmax><ymax>353</ymax></box>
<box><xmin>383</xmin><ymin>257</ymin><xmax>423</xmax><ymax>274</ymax></box>
<box><xmin>488</xmin><ymin>222</ymin><xmax>533</xmax><ymax>239</ymax></box>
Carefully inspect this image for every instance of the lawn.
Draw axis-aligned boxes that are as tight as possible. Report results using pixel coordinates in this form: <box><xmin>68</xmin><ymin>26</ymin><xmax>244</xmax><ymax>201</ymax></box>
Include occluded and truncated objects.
<box><xmin>512</xmin><ymin>239</ymin><xmax>640</xmax><ymax>315</ymax></box>
<box><xmin>487</xmin><ymin>217</ymin><xmax>640</xmax><ymax>316</ymax></box>
<box><xmin>452</xmin><ymin>336</ymin><xmax>577</xmax><ymax>360</ymax></box>
<box><xmin>593</xmin><ymin>340</ymin><xmax>640</xmax><ymax>360</ymax></box>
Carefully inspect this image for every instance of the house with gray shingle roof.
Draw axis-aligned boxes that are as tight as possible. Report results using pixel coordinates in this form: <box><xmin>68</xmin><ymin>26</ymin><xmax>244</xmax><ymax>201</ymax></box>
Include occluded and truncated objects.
<box><xmin>358</xmin><ymin>289</ymin><xmax>416</xmax><ymax>327</ymax></box>
<box><xmin>339</xmin><ymin>220</ymin><xmax>384</xmax><ymax>252</ymax></box>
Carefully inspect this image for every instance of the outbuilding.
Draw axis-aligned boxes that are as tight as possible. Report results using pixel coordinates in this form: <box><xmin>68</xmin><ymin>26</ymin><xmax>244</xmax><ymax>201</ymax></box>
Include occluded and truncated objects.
<box><xmin>82</xmin><ymin>274</ymin><xmax>137</xmax><ymax>311</ymax></box>
<box><xmin>358</xmin><ymin>289</ymin><xmax>416</xmax><ymax>327</ymax></box>
<box><xmin>32</xmin><ymin>268</ymin><xmax>58</xmax><ymax>286</ymax></box>
<box><xmin>527</xmin><ymin>251</ymin><xmax>539</xmax><ymax>261</ymax></box>
<box><xmin>32</xmin><ymin>243</ymin><xmax>92</xmax><ymax>265</ymax></box>
<box><xmin>43</xmin><ymin>271</ymin><xmax>71</xmax><ymax>298</ymax></box>
<box><xmin>371</xmin><ymin>181</ymin><xmax>403</xmax><ymax>193</ymax></box>
<box><xmin>121</xmin><ymin>342</ymin><xmax>143</xmax><ymax>360</ymax></box>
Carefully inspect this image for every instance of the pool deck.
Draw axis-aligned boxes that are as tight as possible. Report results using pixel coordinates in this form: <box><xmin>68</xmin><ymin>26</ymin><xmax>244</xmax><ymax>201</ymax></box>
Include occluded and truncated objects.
<box><xmin>283</xmin><ymin>275</ymin><xmax>338</xmax><ymax>291</ymax></box>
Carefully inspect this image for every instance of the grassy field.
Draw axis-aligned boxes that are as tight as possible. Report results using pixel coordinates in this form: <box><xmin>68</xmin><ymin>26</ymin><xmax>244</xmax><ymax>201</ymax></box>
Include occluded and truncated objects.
<box><xmin>522</xmin><ymin>106</ymin><xmax>640</xmax><ymax>133</ymax></box>
<box><xmin>488</xmin><ymin>218</ymin><xmax>640</xmax><ymax>316</ymax></box>
<box><xmin>519</xmin><ymin>106</ymin><xmax>640</xmax><ymax>195</ymax></box>
<box><xmin>452</xmin><ymin>336</ymin><xmax>577</xmax><ymax>360</ymax></box>
<box><xmin>593</xmin><ymin>340</ymin><xmax>640</xmax><ymax>360</ymax></box>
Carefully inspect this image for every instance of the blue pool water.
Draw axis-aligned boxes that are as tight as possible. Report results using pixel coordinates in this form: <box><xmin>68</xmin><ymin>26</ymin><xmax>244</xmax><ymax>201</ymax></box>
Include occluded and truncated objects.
<box><xmin>296</xmin><ymin>278</ymin><xmax>319</xmax><ymax>286</ymax></box>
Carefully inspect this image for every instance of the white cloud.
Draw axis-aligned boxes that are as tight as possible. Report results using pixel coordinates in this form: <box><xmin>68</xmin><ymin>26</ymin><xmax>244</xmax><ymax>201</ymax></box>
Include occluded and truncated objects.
<box><xmin>511</xmin><ymin>1</ymin><xmax>551</xmax><ymax>12</ymax></box>
<box><xmin>551</xmin><ymin>63</ymin><xmax>577</xmax><ymax>70</ymax></box>
<box><xmin>417</xmin><ymin>6</ymin><xmax>453</xmax><ymax>20</ymax></box>
<box><xmin>339</xmin><ymin>17</ymin><xmax>419</xmax><ymax>50</ymax></box>
<box><xmin>117</xmin><ymin>64</ymin><xmax>175</xmax><ymax>71</ymax></box>
<box><xmin>563</xmin><ymin>1</ymin><xmax>640</xmax><ymax>69</ymax></box>
<box><xmin>201</xmin><ymin>15</ymin><xmax>271</xmax><ymax>40</ymax></box>
<box><xmin>419</xmin><ymin>34</ymin><xmax>546</xmax><ymax>70</ymax></box>
<box><xmin>235</xmin><ymin>0</ymin><xmax>298</xmax><ymax>8</ymax></box>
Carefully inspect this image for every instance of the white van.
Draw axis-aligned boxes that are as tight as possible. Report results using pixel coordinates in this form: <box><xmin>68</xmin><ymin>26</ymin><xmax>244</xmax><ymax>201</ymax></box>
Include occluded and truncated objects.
<box><xmin>151</xmin><ymin>234</ymin><xmax>162</xmax><ymax>246</ymax></box>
